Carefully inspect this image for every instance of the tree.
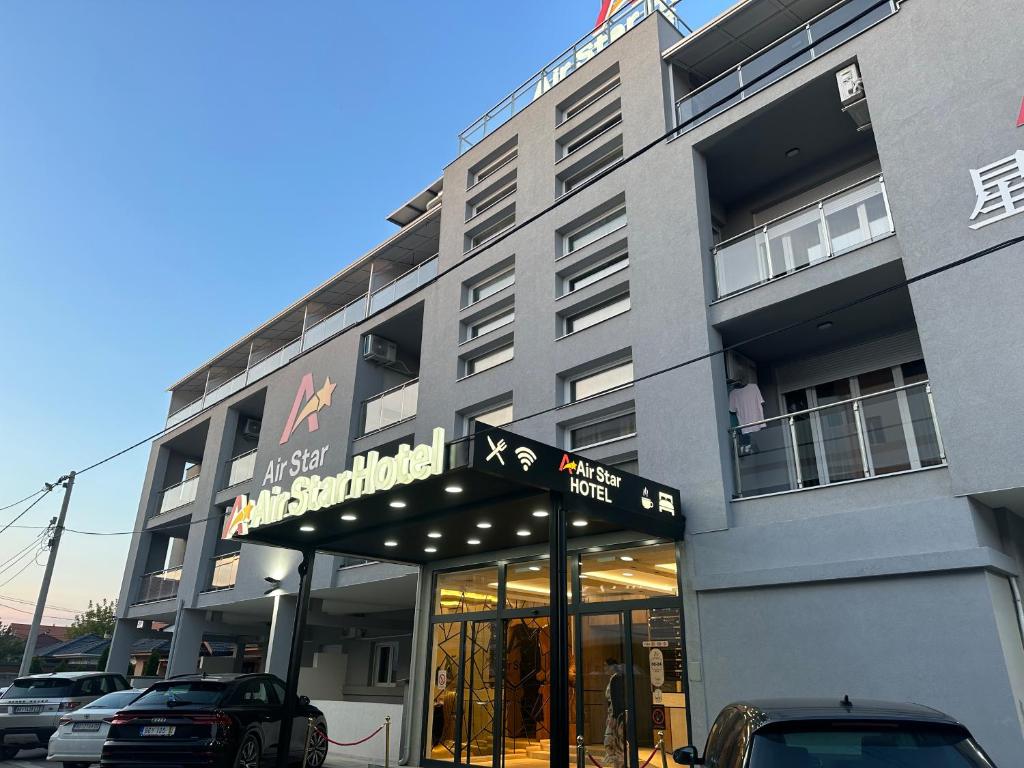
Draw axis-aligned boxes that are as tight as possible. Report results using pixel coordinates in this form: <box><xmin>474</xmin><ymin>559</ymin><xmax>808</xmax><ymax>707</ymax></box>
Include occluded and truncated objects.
<box><xmin>68</xmin><ymin>599</ymin><xmax>116</xmax><ymax>639</ymax></box>
<box><xmin>143</xmin><ymin>650</ymin><xmax>161</xmax><ymax>676</ymax></box>
<box><xmin>0</xmin><ymin>622</ymin><xmax>25</xmax><ymax>664</ymax></box>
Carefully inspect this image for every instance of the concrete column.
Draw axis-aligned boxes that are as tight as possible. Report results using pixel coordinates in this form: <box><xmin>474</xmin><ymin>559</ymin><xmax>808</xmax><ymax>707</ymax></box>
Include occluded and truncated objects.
<box><xmin>265</xmin><ymin>594</ymin><xmax>297</xmax><ymax>679</ymax></box>
<box><xmin>107</xmin><ymin>618</ymin><xmax>144</xmax><ymax>678</ymax></box>
<box><xmin>165</xmin><ymin>608</ymin><xmax>206</xmax><ymax>678</ymax></box>
<box><xmin>232</xmin><ymin>641</ymin><xmax>246</xmax><ymax>673</ymax></box>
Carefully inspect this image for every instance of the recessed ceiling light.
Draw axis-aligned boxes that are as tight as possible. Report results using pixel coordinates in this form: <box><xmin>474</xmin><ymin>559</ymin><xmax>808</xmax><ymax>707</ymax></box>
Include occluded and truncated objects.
<box><xmin>528</xmin><ymin>566</ymin><xmax>541</xmax><ymax>572</ymax></box>
<box><xmin>572</xmin><ymin>519</ymin><xmax>588</xmax><ymax>527</ymax></box>
<box><xmin>424</xmin><ymin>546</ymin><xmax>437</xmax><ymax>553</ymax></box>
<box><xmin>341</xmin><ymin>513</ymin><xmax>357</xmax><ymax>521</ymax></box>
<box><xmin>622</xmin><ymin>571</ymin><xmax>634</xmax><ymax>577</ymax></box>
<box><xmin>785</xmin><ymin>146</ymin><xmax>801</xmax><ymax>158</ymax></box>
<box><xmin>532</xmin><ymin>509</ymin><xmax>549</xmax><ymax>518</ymax></box>
<box><xmin>619</xmin><ymin>556</ymin><xmax>634</xmax><ymax>562</ymax></box>
<box><xmin>427</xmin><ymin>532</ymin><xmax>442</xmax><ymax>539</ymax></box>
<box><xmin>516</xmin><ymin>529</ymin><xmax>531</xmax><ymax>537</ymax></box>
<box><xmin>444</xmin><ymin>485</ymin><xmax>463</xmax><ymax>494</ymax></box>
<box><xmin>384</xmin><ymin>540</ymin><xmax>398</xmax><ymax>547</ymax></box>
<box><xmin>467</xmin><ymin>538</ymin><xmax>481</xmax><ymax>545</ymax></box>
<box><xmin>389</xmin><ymin>501</ymin><xmax>407</xmax><ymax>509</ymax></box>
<box><xmin>817</xmin><ymin>320</ymin><xmax>834</xmax><ymax>331</ymax></box>
<box><xmin>477</xmin><ymin>522</ymin><xmax>492</xmax><ymax>529</ymax></box>
<box><xmin>299</xmin><ymin>525</ymin><xmax>315</xmax><ymax>532</ymax></box>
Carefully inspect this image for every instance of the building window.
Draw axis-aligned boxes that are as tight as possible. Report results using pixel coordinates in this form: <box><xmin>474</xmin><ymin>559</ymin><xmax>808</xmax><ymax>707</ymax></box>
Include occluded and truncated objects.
<box><xmin>468</xmin><ymin>211</ymin><xmax>515</xmax><ymax>251</ymax></box>
<box><xmin>471</xmin><ymin>147</ymin><xmax>518</xmax><ymax>188</ymax></box>
<box><xmin>569</xmin><ymin>360</ymin><xmax>634</xmax><ymax>402</ymax></box>
<box><xmin>467</xmin><ymin>268</ymin><xmax>514</xmax><ymax>305</ymax></box>
<box><xmin>569</xmin><ymin>411</ymin><xmax>636</xmax><ymax>450</ymax></box>
<box><xmin>371</xmin><ymin>641</ymin><xmax>398</xmax><ymax>686</ymax></box>
<box><xmin>560</xmin><ymin>71</ymin><xmax>621</xmax><ymax>124</ymax></box>
<box><xmin>565</xmin><ymin>253</ymin><xmax>629</xmax><ymax>294</ymax></box>
<box><xmin>466</xmin><ymin>344</ymin><xmax>514</xmax><ymax>376</ymax></box>
<box><xmin>565</xmin><ymin>207</ymin><xmax>626</xmax><ymax>255</ymax></box>
<box><xmin>561</xmin><ymin>114</ymin><xmax>622</xmax><ymax>159</ymax></box>
<box><xmin>560</xmin><ymin>143</ymin><xmax>624</xmax><ymax>195</ymax></box>
<box><xmin>468</xmin><ymin>307</ymin><xmax>514</xmax><ymax>340</ymax></box>
<box><xmin>469</xmin><ymin>181</ymin><xmax>517</xmax><ymax>221</ymax></box>
<box><xmin>466</xmin><ymin>402</ymin><xmax>514</xmax><ymax>435</ymax></box>
<box><xmin>564</xmin><ymin>293</ymin><xmax>630</xmax><ymax>335</ymax></box>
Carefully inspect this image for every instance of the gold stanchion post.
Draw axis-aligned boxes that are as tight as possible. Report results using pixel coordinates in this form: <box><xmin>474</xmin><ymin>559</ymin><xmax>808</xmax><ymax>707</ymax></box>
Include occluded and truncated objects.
<box><xmin>658</xmin><ymin>731</ymin><xmax>668</xmax><ymax>768</ymax></box>
<box><xmin>384</xmin><ymin>715</ymin><xmax>392</xmax><ymax>768</ymax></box>
<box><xmin>577</xmin><ymin>734</ymin><xmax>585</xmax><ymax>768</ymax></box>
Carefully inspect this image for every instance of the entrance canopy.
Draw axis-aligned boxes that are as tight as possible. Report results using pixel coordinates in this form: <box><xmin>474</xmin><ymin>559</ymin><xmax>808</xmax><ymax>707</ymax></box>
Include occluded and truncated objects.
<box><xmin>231</xmin><ymin>427</ymin><xmax>685</xmax><ymax>562</ymax></box>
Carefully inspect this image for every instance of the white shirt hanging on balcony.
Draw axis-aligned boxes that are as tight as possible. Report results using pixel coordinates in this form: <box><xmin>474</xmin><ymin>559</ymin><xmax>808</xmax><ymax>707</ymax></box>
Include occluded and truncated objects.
<box><xmin>729</xmin><ymin>383</ymin><xmax>766</xmax><ymax>434</ymax></box>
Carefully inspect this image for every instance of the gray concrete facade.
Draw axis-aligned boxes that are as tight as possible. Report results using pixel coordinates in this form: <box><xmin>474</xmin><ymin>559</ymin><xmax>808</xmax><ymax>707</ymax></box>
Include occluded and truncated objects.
<box><xmin>110</xmin><ymin>0</ymin><xmax>1024</xmax><ymax>764</ymax></box>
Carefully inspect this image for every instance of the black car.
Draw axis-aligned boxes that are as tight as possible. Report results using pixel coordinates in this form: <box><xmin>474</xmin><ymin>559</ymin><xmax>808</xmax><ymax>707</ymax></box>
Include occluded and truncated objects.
<box><xmin>673</xmin><ymin>697</ymin><xmax>997</xmax><ymax>767</ymax></box>
<box><xmin>100</xmin><ymin>673</ymin><xmax>328</xmax><ymax>768</ymax></box>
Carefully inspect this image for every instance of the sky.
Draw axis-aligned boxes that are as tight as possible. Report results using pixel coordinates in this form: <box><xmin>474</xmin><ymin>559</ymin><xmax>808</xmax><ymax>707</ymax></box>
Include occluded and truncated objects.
<box><xmin>0</xmin><ymin>0</ymin><xmax>731</xmax><ymax>627</ymax></box>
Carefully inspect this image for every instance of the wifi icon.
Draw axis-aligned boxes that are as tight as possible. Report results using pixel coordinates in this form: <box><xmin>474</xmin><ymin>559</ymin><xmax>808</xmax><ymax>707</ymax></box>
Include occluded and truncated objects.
<box><xmin>515</xmin><ymin>447</ymin><xmax>538</xmax><ymax>471</ymax></box>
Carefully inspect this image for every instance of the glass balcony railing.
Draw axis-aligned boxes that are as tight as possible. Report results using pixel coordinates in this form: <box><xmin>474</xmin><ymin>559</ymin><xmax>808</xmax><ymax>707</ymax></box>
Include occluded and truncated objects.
<box><xmin>458</xmin><ymin>0</ymin><xmax>689</xmax><ymax>155</ymax></box>
<box><xmin>730</xmin><ymin>381</ymin><xmax>946</xmax><ymax>499</ymax></box>
<box><xmin>166</xmin><ymin>254</ymin><xmax>439</xmax><ymax>429</ymax></box>
<box><xmin>713</xmin><ymin>175</ymin><xmax>893</xmax><ymax>299</ymax></box>
<box><xmin>206</xmin><ymin>552</ymin><xmax>240</xmax><ymax>592</ymax></box>
<box><xmin>675</xmin><ymin>0</ymin><xmax>896</xmax><ymax>132</ymax></box>
<box><xmin>136</xmin><ymin>566</ymin><xmax>183</xmax><ymax>604</ymax></box>
<box><xmin>157</xmin><ymin>476</ymin><xmax>199</xmax><ymax>515</ymax></box>
<box><xmin>225</xmin><ymin>450</ymin><xmax>257</xmax><ymax>488</ymax></box>
<box><xmin>362</xmin><ymin>379</ymin><xmax>419</xmax><ymax>436</ymax></box>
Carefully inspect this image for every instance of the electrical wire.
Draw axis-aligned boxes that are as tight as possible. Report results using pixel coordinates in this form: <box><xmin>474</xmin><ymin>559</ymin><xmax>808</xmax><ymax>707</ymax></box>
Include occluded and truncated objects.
<box><xmin>0</xmin><ymin>486</ymin><xmax>54</xmax><ymax>537</ymax></box>
<box><xmin>0</xmin><ymin>600</ymin><xmax>77</xmax><ymax>623</ymax></box>
<box><xmin>0</xmin><ymin>529</ymin><xmax>50</xmax><ymax>575</ymax></box>
<box><xmin>0</xmin><ymin>593</ymin><xmax>82</xmax><ymax>614</ymax></box>
<box><xmin>0</xmin><ymin>488</ymin><xmax>47</xmax><ymax>513</ymax></box>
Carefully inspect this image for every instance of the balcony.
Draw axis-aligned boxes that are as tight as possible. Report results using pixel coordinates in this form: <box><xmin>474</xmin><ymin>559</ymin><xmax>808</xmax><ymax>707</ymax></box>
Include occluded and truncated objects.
<box><xmin>457</xmin><ymin>0</ymin><xmax>689</xmax><ymax>155</ymax></box>
<box><xmin>205</xmin><ymin>552</ymin><xmax>240</xmax><ymax>592</ymax></box>
<box><xmin>225</xmin><ymin>450</ymin><xmax>257</xmax><ymax>488</ymax></box>
<box><xmin>157</xmin><ymin>476</ymin><xmax>199</xmax><ymax>515</ymax></box>
<box><xmin>713</xmin><ymin>174</ymin><xmax>893</xmax><ymax>299</ymax></box>
<box><xmin>136</xmin><ymin>566</ymin><xmax>183</xmax><ymax>604</ymax></box>
<box><xmin>674</xmin><ymin>0</ymin><xmax>896</xmax><ymax>132</ymax></box>
<box><xmin>361</xmin><ymin>379</ymin><xmax>419</xmax><ymax>437</ymax></box>
<box><xmin>166</xmin><ymin>255</ymin><xmax>438</xmax><ymax>429</ymax></box>
<box><xmin>730</xmin><ymin>381</ymin><xmax>946</xmax><ymax>499</ymax></box>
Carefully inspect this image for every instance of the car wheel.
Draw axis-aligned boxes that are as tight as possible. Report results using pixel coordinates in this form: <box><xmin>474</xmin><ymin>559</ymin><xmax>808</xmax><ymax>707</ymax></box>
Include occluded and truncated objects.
<box><xmin>306</xmin><ymin>725</ymin><xmax>328</xmax><ymax>768</ymax></box>
<box><xmin>234</xmin><ymin>732</ymin><xmax>262</xmax><ymax>768</ymax></box>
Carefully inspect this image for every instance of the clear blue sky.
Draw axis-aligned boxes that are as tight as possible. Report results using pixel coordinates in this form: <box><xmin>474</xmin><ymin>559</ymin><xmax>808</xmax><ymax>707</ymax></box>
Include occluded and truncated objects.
<box><xmin>0</xmin><ymin>0</ymin><xmax>730</xmax><ymax>626</ymax></box>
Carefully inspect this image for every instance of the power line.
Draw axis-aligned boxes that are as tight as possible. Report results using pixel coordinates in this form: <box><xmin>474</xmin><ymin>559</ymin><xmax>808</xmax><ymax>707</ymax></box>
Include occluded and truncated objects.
<box><xmin>0</xmin><ymin>488</ymin><xmax>47</xmax><ymax>513</ymax></box>
<box><xmin>0</xmin><ymin>529</ymin><xmax>50</xmax><ymax>575</ymax></box>
<box><xmin>0</xmin><ymin>600</ymin><xmax>75</xmax><ymax>624</ymax></box>
<box><xmin>0</xmin><ymin>487</ymin><xmax>55</xmax><ymax>537</ymax></box>
<box><xmin>0</xmin><ymin>557</ymin><xmax>41</xmax><ymax>590</ymax></box>
<box><xmin>0</xmin><ymin>593</ymin><xmax>82</xmax><ymax>614</ymax></box>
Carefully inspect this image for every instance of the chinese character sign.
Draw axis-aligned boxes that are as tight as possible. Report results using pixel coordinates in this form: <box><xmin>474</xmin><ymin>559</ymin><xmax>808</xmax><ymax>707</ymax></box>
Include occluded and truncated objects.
<box><xmin>969</xmin><ymin>150</ymin><xmax>1024</xmax><ymax>229</ymax></box>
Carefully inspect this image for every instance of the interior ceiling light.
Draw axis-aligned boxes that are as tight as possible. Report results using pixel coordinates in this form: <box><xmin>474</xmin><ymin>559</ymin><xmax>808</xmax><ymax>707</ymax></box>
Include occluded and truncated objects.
<box><xmin>424</xmin><ymin>546</ymin><xmax>437</xmax><ymax>553</ymax></box>
<box><xmin>341</xmin><ymin>513</ymin><xmax>357</xmax><ymax>521</ymax></box>
<box><xmin>785</xmin><ymin>146</ymin><xmax>801</xmax><ymax>158</ymax></box>
<box><xmin>477</xmin><ymin>521</ymin><xmax>492</xmax><ymax>529</ymax></box>
<box><xmin>444</xmin><ymin>485</ymin><xmax>463</xmax><ymax>494</ymax></box>
<box><xmin>620</xmin><ymin>556</ymin><xmax>634</xmax><ymax>562</ymax></box>
<box><xmin>622</xmin><ymin>571</ymin><xmax>635</xmax><ymax>577</ymax></box>
<box><xmin>817</xmin><ymin>320</ymin><xmax>834</xmax><ymax>331</ymax></box>
<box><xmin>467</xmin><ymin>538</ymin><xmax>481</xmax><ymax>545</ymax></box>
<box><xmin>427</xmin><ymin>532</ymin><xmax>442</xmax><ymax>539</ymax></box>
<box><xmin>572</xmin><ymin>519</ymin><xmax>588</xmax><ymax>527</ymax></box>
<box><xmin>516</xmin><ymin>529</ymin><xmax>531</xmax><ymax>537</ymax></box>
<box><xmin>389</xmin><ymin>500</ymin><xmax>407</xmax><ymax>509</ymax></box>
<box><xmin>585</xmin><ymin>569</ymin><xmax>676</xmax><ymax>593</ymax></box>
<box><xmin>384</xmin><ymin>540</ymin><xmax>399</xmax><ymax>547</ymax></box>
<box><xmin>528</xmin><ymin>566</ymin><xmax>541</xmax><ymax>572</ymax></box>
<box><xmin>532</xmin><ymin>509</ymin><xmax>549</xmax><ymax>517</ymax></box>
<box><xmin>299</xmin><ymin>525</ymin><xmax>315</xmax><ymax>532</ymax></box>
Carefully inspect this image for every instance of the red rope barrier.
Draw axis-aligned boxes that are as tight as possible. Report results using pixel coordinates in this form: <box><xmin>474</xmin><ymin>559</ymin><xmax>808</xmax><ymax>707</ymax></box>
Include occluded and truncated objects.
<box><xmin>638</xmin><ymin>747</ymin><xmax>660</xmax><ymax>768</ymax></box>
<box><xmin>588</xmin><ymin>754</ymin><xmax>605</xmax><ymax>768</ymax></box>
<box><xmin>323</xmin><ymin>725</ymin><xmax>384</xmax><ymax>747</ymax></box>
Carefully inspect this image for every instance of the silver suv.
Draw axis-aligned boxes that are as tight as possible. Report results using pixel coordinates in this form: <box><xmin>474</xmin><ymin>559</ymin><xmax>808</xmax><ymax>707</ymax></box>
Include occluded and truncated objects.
<box><xmin>0</xmin><ymin>672</ymin><xmax>130</xmax><ymax>759</ymax></box>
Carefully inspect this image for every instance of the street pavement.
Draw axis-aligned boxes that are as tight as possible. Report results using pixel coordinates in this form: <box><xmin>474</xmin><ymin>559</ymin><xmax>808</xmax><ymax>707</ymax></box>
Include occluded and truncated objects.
<box><xmin>0</xmin><ymin>746</ymin><xmax>379</xmax><ymax>767</ymax></box>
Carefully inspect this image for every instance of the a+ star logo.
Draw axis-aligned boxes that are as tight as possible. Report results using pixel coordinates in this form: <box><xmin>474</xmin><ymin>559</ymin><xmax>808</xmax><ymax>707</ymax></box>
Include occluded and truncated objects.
<box><xmin>279</xmin><ymin>373</ymin><xmax>337</xmax><ymax>445</ymax></box>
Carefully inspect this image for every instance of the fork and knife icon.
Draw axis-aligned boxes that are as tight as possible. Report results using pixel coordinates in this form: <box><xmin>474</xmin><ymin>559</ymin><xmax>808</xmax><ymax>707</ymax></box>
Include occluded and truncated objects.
<box><xmin>486</xmin><ymin>436</ymin><xmax>508</xmax><ymax>465</ymax></box>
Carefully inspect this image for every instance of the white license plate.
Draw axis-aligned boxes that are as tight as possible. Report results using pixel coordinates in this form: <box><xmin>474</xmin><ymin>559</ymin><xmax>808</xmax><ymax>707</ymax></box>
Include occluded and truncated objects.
<box><xmin>73</xmin><ymin>722</ymin><xmax>102</xmax><ymax>732</ymax></box>
<box><xmin>141</xmin><ymin>725</ymin><xmax>175</xmax><ymax>736</ymax></box>
<box><xmin>14</xmin><ymin>705</ymin><xmax>40</xmax><ymax>714</ymax></box>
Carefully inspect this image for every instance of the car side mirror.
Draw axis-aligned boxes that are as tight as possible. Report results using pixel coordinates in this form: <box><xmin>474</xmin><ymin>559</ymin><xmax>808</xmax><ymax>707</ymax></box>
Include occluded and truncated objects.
<box><xmin>297</xmin><ymin>695</ymin><xmax>311</xmax><ymax>707</ymax></box>
<box><xmin>672</xmin><ymin>746</ymin><xmax>703</xmax><ymax>765</ymax></box>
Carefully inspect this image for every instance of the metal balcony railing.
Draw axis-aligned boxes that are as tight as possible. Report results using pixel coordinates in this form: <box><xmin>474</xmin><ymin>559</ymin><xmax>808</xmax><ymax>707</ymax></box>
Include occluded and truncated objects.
<box><xmin>730</xmin><ymin>381</ymin><xmax>946</xmax><ymax>499</ymax></box>
<box><xmin>361</xmin><ymin>379</ymin><xmax>419</xmax><ymax>436</ymax></box>
<box><xmin>157</xmin><ymin>476</ymin><xmax>199</xmax><ymax>515</ymax></box>
<box><xmin>675</xmin><ymin>0</ymin><xmax>896</xmax><ymax>133</ymax></box>
<box><xmin>457</xmin><ymin>0</ymin><xmax>689</xmax><ymax>155</ymax></box>
<box><xmin>136</xmin><ymin>566</ymin><xmax>183</xmax><ymax>604</ymax></box>
<box><xmin>206</xmin><ymin>552</ymin><xmax>240</xmax><ymax>592</ymax></box>
<box><xmin>225</xmin><ymin>450</ymin><xmax>257</xmax><ymax>488</ymax></box>
<box><xmin>166</xmin><ymin>254</ymin><xmax>439</xmax><ymax>429</ymax></box>
<box><xmin>713</xmin><ymin>175</ymin><xmax>894</xmax><ymax>299</ymax></box>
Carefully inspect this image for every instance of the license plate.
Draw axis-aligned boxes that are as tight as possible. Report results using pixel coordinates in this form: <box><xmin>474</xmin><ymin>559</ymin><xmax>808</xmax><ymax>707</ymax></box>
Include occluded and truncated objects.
<box><xmin>141</xmin><ymin>725</ymin><xmax>175</xmax><ymax>737</ymax></box>
<box><xmin>14</xmin><ymin>705</ymin><xmax>40</xmax><ymax>714</ymax></box>
<box><xmin>73</xmin><ymin>722</ymin><xmax>102</xmax><ymax>732</ymax></box>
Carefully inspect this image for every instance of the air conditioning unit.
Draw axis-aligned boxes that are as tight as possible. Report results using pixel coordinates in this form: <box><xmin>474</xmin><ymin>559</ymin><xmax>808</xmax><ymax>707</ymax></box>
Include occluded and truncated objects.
<box><xmin>363</xmin><ymin>334</ymin><xmax>398</xmax><ymax>365</ymax></box>
<box><xmin>835</xmin><ymin>63</ymin><xmax>864</xmax><ymax>105</ymax></box>
<box><xmin>241</xmin><ymin>417</ymin><xmax>262</xmax><ymax>440</ymax></box>
<box><xmin>725</xmin><ymin>350</ymin><xmax>757</xmax><ymax>386</ymax></box>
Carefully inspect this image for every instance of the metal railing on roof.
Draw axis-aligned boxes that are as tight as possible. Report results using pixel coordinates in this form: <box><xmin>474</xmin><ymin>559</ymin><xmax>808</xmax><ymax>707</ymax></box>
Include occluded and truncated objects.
<box><xmin>457</xmin><ymin>0</ymin><xmax>689</xmax><ymax>155</ymax></box>
<box><xmin>166</xmin><ymin>254</ymin><xmax>439</xmax><ymax>429</ymax></box>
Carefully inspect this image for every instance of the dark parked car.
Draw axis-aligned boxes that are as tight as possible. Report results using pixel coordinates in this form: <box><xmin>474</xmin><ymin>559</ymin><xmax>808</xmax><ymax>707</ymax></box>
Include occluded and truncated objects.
<box><xmin>673</xmin><ymin>697</ymin><xmax>997</xmax><ymax>767</ymax></box>
<box><xmin>100</xmin><ymin>673</ymin><xmax>328</xmax><ymax>768</ymax></box>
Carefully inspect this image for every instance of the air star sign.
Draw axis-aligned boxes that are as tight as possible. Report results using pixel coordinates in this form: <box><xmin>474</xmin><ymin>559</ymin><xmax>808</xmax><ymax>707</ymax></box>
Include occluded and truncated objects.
<box><xmin>280</xmin><ymin>373</ymin><xmax>336</xmax><ymax>444</ymax></box>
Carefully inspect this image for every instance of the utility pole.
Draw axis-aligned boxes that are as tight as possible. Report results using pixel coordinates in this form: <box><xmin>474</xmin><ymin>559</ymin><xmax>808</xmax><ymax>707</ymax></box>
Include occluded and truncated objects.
<box><xmin>19</xmin><ymin>471</ymin><xmax>75</xmax><ymax>676</ymax></box>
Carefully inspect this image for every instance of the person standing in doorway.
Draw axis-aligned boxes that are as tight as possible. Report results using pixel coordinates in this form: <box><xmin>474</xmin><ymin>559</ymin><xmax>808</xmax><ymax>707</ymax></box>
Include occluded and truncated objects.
<box><xmin>603</xmin><ymin>658</ymin><xmax>626</xmax><ymax>768</ymax></box>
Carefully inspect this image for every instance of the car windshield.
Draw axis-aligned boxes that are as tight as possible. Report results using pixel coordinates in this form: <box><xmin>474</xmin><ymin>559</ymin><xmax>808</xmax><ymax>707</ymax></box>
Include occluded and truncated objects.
<box><xmin>85</xmin><ymin>690</ymin><xmax>141</xmax><ymax>709</ymax></box>
<box><xmin>749</xmin><ymin>724</ymin><xmax>995</xmax><ymax>767</ymax></box>
<box><xmin>1</xmin><ymin>678</ymin><xmax>74</xmax><ymax>699</ymax></box>
<box><xmin>132</xmin><ymin>681</ymin><xmax>226</xmax><ymax>708</ymax></box>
